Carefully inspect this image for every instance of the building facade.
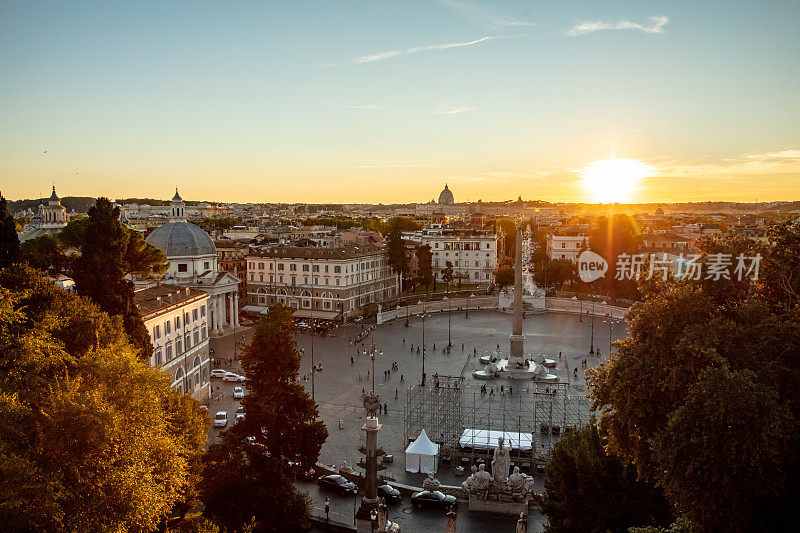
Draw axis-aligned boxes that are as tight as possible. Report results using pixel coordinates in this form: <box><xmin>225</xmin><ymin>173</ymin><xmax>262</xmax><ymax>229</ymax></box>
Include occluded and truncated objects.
<box><xmin>135</xmin><ymin>284</ymin><xmax>211</xmax><ymax>400</ymax></box>
<box><xmin>546</xmin><ymin>234</ymin><xmax>587</xmax><ymax>262</ymax></box>
<box><xmin>245</xmin><ymin>246</ymin><xmax>398</xmax><ymax>319</ymax></box>
<box><xmin>145</xmin><ymin>190</ymin><xmax>241</xmax><ymax>336</ymax></box>
<box><xmin>420</xmin><ymin>229</ymin><xmax>500</xmax><ymax>284</ymax></box>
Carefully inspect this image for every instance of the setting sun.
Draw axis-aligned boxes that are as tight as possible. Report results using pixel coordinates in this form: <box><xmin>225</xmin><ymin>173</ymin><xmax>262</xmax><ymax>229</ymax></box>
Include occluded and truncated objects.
<box><xmin>579</xmin><ymin>158</ymin><xmax>654</xmax><ymax>203</ymax></box>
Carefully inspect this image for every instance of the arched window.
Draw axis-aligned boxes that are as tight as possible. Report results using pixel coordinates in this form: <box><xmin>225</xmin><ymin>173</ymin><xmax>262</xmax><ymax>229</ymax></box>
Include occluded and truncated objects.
<box><xmin>175</xmin><ymin>367</ymin><xmax>184</xmax><ymax>383</ymax></box>
<box><xmin>301</xmin><ymin>290</ymin><xmax>311</xmax><ymax>308</ymax></box>
<box><xmin>192</xmin><ymin>355</ymin><xmax>201</xmax><ymax>369</ymax></box>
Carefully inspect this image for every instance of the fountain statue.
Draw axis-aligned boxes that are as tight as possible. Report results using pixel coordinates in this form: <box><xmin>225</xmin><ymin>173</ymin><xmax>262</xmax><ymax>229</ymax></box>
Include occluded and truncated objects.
<box><xmin>492</xmin><ymin>437</ymin><xmax>511</xmax><ymax>484</ymax></box>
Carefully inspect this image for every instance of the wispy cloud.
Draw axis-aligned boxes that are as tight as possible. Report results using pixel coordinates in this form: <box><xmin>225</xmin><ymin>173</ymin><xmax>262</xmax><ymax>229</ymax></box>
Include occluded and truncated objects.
<box><xmin>326</xmin><ymin>35</ymin><xmax>509</xmax><ymax>66</ymax></box>
<box><xmin>426</xmin><ymin>106</ymin><xmax>476</xmax><ymax>115</ymax></box>
<box><xmin>650</xmin><ymin>148</ymin><xmax>800</xmax><ymax>181</ymax></box>
<box><xmin>566</xmin><ymin>15</ymin><xmax>669</xmax><ymax>36</ymax></box>
<box><xmin>437</xmin><ymin>0</ymin><xmax>534</xmax><ymax>28</ymax></box>
<box><xmin>315</xmin><ymin>163</ymin><xmax>429</xmax><ymax>169</ymax></box>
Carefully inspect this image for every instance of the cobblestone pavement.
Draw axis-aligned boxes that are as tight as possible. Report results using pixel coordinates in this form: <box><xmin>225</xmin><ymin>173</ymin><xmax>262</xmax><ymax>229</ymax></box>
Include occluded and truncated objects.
<box><xmin>207</xmin><ymin>310</ymin><xmax>627</xmax><ymax>532</ymax></box>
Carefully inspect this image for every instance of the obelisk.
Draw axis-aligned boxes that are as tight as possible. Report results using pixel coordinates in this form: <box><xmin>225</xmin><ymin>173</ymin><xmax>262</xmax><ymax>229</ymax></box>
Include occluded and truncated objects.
<box><xmin>509</xmin><ymin>225</ymin><xmax>524</xmax><ymax>361</ymax></box>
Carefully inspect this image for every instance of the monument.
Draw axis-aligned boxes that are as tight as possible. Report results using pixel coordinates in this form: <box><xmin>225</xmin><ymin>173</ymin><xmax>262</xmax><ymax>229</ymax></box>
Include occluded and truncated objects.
<box><xmin>356</xmin><ymin>389</ymin><xmax>387</xmax><ymax>532</ymax></box>
<box><xmin>462</xmin><ymin>437</ymin><xmax>532</xmax><ymax>516</ymax></box>
<box><xmin>510</xmin><ymin>225</ymin><xmax>525</xmax><ymax>361</ymax></box>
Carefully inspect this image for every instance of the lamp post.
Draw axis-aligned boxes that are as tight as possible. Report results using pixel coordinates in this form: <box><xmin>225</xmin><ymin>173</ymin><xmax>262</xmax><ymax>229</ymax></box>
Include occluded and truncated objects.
<box><xmin>310</xmin><ymin>297</ymin><xmax>315</xmax><ymax>401</ymax></box>
<box><xmin>609</xmin><ymin>318</ymin><xmax>614</xmax><ymax>354</ymax></box>
<box><xmin>579</xmin><ymin>298</ymin><xmax>583</xmax><ymax>322</ymax></box>
<box><xmin>590</xmin><ymin>298</ymin><xmax>595</xmax><ymax>355</ymax></box>
<box><xmin>421</xmin><ymin>301</ymin><xmax>426</xmax><ymax>386</ymax></box>
<box><xmin>447</xmin><ymin>290</ymin><xmax>451</xmax><ymax>348</ymax></box>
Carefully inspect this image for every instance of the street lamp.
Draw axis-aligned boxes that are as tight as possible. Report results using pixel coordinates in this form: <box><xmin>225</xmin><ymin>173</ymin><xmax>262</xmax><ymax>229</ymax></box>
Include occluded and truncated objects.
<box><xmin>590</xmin><ymin>298</ymin><xmax>595</xmax><ymax>355</ymax></box>
<box><xmin>421</xmin><ymin>301</ymin><xmax>426</xmax><ymax>386</ymax></box>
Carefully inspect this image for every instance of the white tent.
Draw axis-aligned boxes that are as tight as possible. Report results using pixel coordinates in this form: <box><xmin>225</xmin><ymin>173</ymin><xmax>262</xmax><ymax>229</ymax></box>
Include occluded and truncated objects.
<box><xmin>405</xmin><ymin>429</ymin><xmax>440</xmax><ymax>474</ymax></box>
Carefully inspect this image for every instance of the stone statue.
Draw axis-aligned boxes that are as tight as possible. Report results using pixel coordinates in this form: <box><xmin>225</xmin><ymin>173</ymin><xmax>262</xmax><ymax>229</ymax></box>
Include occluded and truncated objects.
<box><xmin>422</xmin><ymin>472</ymin><xmax>441</xmax><ymax>491</ymax></box>
<box><xmin>446</xmin><ymin>505</ymin><xmax>457</xmax><ymax>533</ymax></box>
<box><xmin>464</xmin><ymin>463</ymin><xmax>492</xmax><ymax>492</ymax></box>
<box><xmin>362</xmin><ymin>391</ymin><xmax>381</xmax><ymax>418</ymax></box>
<box><xmin>516</xmin><ymin>512</ymin><xmax>527</xmax><ymax>533</ymax></box>
<box><xmin>378</xmin><ymin>498</ymin><xmax>388</xmax><ymax>533</ymax></box>
<box><xmin>508</xmin><ymin>466</ymin><xmax>526</xmax><ymax>493</ymax></box>
<box><xmin>492</xmin><ymin>437</ymin><xmax>511</xmax><ymax>483</ymax></box>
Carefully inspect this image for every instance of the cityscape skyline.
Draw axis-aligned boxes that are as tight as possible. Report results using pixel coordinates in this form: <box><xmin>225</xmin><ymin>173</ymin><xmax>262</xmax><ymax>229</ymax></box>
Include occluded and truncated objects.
<box><xmin>2</xmin><ymin>1</ymin><xmax>799</xmax><ymax>203</ymax></box>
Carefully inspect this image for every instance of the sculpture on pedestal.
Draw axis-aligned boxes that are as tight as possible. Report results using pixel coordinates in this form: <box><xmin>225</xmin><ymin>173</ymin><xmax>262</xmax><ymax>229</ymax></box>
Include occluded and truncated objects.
<box><xmin>492</xmin><ymin>437</ymin><xmax>511</xmax><ymax>484</ymax></box>
<box><xmin>422</xmin><ymin>472</ymin><xmax>441</xmax><ymax>491</ymax></box>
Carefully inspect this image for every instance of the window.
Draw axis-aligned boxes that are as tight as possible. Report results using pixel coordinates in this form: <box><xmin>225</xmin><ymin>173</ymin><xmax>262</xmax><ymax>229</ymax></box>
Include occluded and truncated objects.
<box><xmin>201</xmin><ymin>326</ymin><xmax>207</xmax><ymax>340</ymax></box>
<box><xmin>249</xmin><ymin>262</ymin><xmax>255</xmax><ymax>269</ymax></box>
<box><xmin>184</xmin><ymin>312</ymin><xmax>190</xmax><ymax>324</ymax></box>
<box><xmin>312</xmin><ymin>265</ymin><xmax>319</xmax><ymax>272</ymax></box>
<box><xmin>192</xmin><ymin>309</ymin><xmax>198</xmax><ymax>321</ymax></box>
<box><xmin>153</xmin><ymin>325</ymin><xmax>160</xmax><ymax>340</ymax></box>
<box><xmin>303</xmin><ymin>276</ymin><xmax>308</xmax><ymax>285</ymax></box>
<box><xmin>290</xmin><ymin>264</ymin><xmax>297</xmax><ymax>271</ymax></box>
<box><xmin>166</xmin><ymin>343</ymin><xmax>173</xmax><ymax>361</ymax></box>
<box><xmin>250</xmin><ymin>273</ymin><xmax>254</xmax><ymax>281</ymax></box>
<box><xmin>154</xmin><ymin>349</ymin><xmax>162</xmax><ymax>366</ymax></box>
<box><xmin>204</xmin><ymin>261</ymin><xmax>210</xmax><ymax>270</ymax></box>
<box><xmin>175</xmin><ymin>316</ymin><xmax>181</xmax><ymax>329</ymax></box>
<box><xmin>193</xmin><ymin>330</ymin><xmax>200</xmax><ymax>345</ymax></box>
<box><xmin>302</xmin><ymin>264</ymin><xmax>309</xmax><ymax>272</ymax></box>
<box><xmin>325</xmin><ymin>265</ymin><xmax>329</xmax><ymax>273</ymax></box>
<box><xmin>334</xmin><ymin>266</ymin><xmax>341</xmax><ymax>273</ymax></box>
<box><xmin>269</xmin><ymin>263</ymin><xmax>273</xmax><ymax>270</ymax></box>
<box><xmin>200</xmin><ymin>305</ymin><xmax>206</xmax><ymax>317</ymax></box>
<box><xmin>260</xmin><ymin>274</ymin><xmax>263</xmax><ymax>281</ymax></box>
<box><xmin>178</xmin><ymin>263</ymin><xmax>188</xmax><ymax>272</ymax></box>
<box><xmin>278</xmin><ymin>263</ymin><xmax>284</xmax><ymax>271</ymax></box>
<box><xmin>176</xmin><ymin>339</ymin><xmax>182</xmax><ymax>354</ymax></box>
<box><xmin>258</xmin><ymin>262</ymin><xmax>264</xmax><ymax>269</ymax></box>
<box><xmin>314</xmin><ymin>277</ymin><xmax>319</xmax><ymax>285</ymax></box>
<box><xmin>185</xmin><ymin>333</ymin><xmax>191</xmax><ymax>350</ymax></box>
<box><xmin>279</xmin><ymin>275</ymin><xmax>284</xmax><ymax>283</ymax></box>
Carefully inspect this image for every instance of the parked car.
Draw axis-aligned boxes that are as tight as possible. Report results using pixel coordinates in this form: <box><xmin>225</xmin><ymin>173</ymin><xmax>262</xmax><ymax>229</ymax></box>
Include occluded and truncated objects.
<box><xmin>288</xmin><ymin>461</ymin><xmax>316</xmax><ymax>481</ymax></box>
<box><xmin>210</xmin><ymin>369</ymin><xmax>226</xmax><ymax>379</ymax></box>
<box><xmin>233</xmin><ymin>386</ymin><xmax>245</xmax><ymax>399</ymax></box>
<box><xmin>213</xmin><ymin>411</ymin><xmax>228</xmax><ymax>428</ymax></box>
<box><xmin>377</xmin><ymin>484</ymin><xmax>401</xmax><ymax>503</ymax></box>
<box><xmin>317</xmin><ymin>474</ymin><xmax>357</xmax><ymax>495</ymax></box>
<box><xmin>235</xmin><ymin>412</ymin><xmax>245</xmax><ymax>423</ymax></box>
<box><xmin>410</xmin><ymin>490</ymin><xmax>457</xmax><ymax>509</ymax></box>
<box><xmin>223</xmin><ymin>372</ymin><xmax>246</xmax><ymax>382</ymax></box>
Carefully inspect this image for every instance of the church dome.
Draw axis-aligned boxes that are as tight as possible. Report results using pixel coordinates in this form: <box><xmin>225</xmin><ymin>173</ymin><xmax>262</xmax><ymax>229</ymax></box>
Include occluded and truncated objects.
<box><xmin>146</xmin><ymin>222</ymin><xmax>216</xmax><ymax>258</ymax></box>
<box><xmin>438</xmin><ymin>183</ymin><xmax>454</xmax><ymax>205</ymax></box>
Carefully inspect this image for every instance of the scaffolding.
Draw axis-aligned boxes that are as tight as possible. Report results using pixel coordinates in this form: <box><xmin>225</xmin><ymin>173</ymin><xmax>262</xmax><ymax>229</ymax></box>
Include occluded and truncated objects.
<box><xmin>404</xmin><ymin>380</ymin><xmax>591</xmax><ymax>467</ymax></box>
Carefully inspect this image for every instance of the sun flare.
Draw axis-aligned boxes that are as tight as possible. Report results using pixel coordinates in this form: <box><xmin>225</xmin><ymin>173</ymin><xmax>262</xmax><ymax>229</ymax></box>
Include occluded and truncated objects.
<box><xmin>580</xmin><ymin>158</ymin><xmax>653</xmax><ymax>203</ymax></box>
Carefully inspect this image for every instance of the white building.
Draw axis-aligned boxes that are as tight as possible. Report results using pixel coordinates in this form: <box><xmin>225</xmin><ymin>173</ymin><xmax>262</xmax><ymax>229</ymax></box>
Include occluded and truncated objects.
<box><xmin>145</xmin><ymin>190</ymin><xmax>241</xmax><ymax>336</ymax></box>
<box><xmin>420</xmin><ymin>229</ymin><xmax>500</xmax><ymax>284</ymax></box>
<box><xmin>18</xmin><ymin>186</ymin><xmax>69</xmax><ymax>242</ymax></box>
<box><xmin>546</xmin><ymin>234</ymin><xmax>588</xmax><ymax>262</ymax></box>
<box><xmin>135</xmin><ymin>284</ymin><xmax>211</xmax><ymax>400</ymax></box>
<box><xmin>245</xmin><ymin>245</ymin><xmax>398</xmax><ymax>319</ymax></box>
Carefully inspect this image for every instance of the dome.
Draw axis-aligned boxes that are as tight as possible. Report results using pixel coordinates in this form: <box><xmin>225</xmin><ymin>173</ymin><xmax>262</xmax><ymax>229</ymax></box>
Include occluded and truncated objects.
<box><xmin>146</xmin><ymin>222</ymin><xmax>216</xmax><ymax>258</ymax></box>
<box><xmin>438</xmin><ymin>183</ymin><xmax>454</xmax><ymax>205</ymax></box>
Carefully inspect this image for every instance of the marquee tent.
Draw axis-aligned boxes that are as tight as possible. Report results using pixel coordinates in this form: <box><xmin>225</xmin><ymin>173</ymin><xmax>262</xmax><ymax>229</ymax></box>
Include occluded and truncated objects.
<box><xmin>405</xmin><ymin>429</ymin><xmax>440</xmax><ymax>474</ymax></box>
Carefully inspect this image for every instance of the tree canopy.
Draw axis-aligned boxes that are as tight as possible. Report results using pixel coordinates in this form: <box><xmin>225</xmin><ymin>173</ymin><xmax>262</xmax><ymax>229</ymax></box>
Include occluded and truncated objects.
<box><xmin>493</xmin><ymin>264</ymin><xmax>514</xmax><ymax>290</ymax></box>
<box><xmin>0</xmin><ymin>266</ymin><xmax>208</xmax><ymax>532</ymax></box>
<box><xmin>200</xmin><ymin>304</ymin><xmax>327</xmax><ymax>531</ymax></box>
<box><xmin>587</xmin><ymin>223</ymin><xmax>800</xmax><ymax>531</ymax></box>
<box><xmin>0</xmin><ymin>194</ymin><xmax>21</xmax><ymax>268</ymax></box>
<box><xmin>415</xmin><ymin>244</ymin><xmax>433</xmax><ymax>291</ymax></box>
<box><xmin>72</xmin><ymin>198</ymin><xmax>158</xmax><ymax>359</ymax></box>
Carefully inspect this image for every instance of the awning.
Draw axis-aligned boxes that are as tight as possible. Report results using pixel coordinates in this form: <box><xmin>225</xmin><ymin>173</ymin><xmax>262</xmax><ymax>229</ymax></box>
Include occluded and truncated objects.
<box><xmin>458</xmin><ymin>429</ymin><xmax>533</xmax><ymax>452</ymax></box>
<box><xmin>242</xmin><ymin>305</ymin><xmax>268</xmax><ymax>315</ymax></box>
<box><xmin>292</xmin><ymin>309</ymin><xmax>340</xmax><ymax>320</ymax></box>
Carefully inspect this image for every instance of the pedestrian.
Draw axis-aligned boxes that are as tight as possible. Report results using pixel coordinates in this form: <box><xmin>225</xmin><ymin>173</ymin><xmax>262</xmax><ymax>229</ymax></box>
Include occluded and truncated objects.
<box><xmin>559</xmin><ymin>351</ymin><xmax>562</xmax><ymax>360</ymax></box>
<box><xmin>500</xmin><ymin>385</ymin><xmax>504</xmax><ymax>394</ymax></box>
<box><xmin>403</xmin><ymin>338</ymin><xmax>406</xmax><ymax>344</ymax></box>
<box><xmin>367</xmin><ymin>370</ymin><xmax>370</xmax><ymax>379</ymax></box>
<box><xmin>461</xmin><ymin>343</ymin><xmax>464</xmax><ymax>350</ymax></box>
<box><xmin>350</xmin><ymin>356</ymin><xmax>354</xmax><ymax>365</ymax></box>
<box><xmin>395</xmin><ymin>389</ymin><xmax>398</xmax><ymax>398</ymax></box>
<box><xmin>383</xmin><ymin>403</ymin><xmax>387</xmax><ymax>414</ymax></box>
<box><xmin>489</xmin><ymin>387</ymin><xmax>494</xmax><ymax>396</ymax></box>
<box><xmin>400</xmin><ymin>374</ymin><xmax>404</xmax><ymax>382</ymax></box>
<box><xmin>433</xmin><ymin>342</ymin><xmax>436</xmax><ymax>350</ymax></box>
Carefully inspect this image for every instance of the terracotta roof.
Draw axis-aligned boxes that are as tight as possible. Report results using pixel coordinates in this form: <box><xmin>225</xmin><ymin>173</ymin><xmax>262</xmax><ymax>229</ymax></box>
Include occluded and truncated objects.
<box><xmin>247</xmin><ymin>245</ymin><xmax>384</xmax><ymax>260</ymax></box>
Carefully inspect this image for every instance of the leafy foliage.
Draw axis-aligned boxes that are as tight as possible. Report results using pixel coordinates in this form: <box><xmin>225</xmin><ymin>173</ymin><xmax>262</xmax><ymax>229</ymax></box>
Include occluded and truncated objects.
<box><xmin>200</xmin><ymin>304</ymin><xmax>326</xmax><ymax>531</ymax></box>
<box><xmin>0</xmin><ymin>266</ymin><xmax>208</xmax><ymax>532</ymax></box>
<box><xmin>20</xmin><ymin>234</ymin><xmax>67</xmax><ymax>274</ymax></box>
<box><xmin>0</xmin><ymin>195</ymin><xmax>21</xmax><ymax>268</ymax></box>
<box><xmin>588</xmin><ymin>223</ymin><xmax>800</xmax><ymax>531</ymax></box>
<box><xmin>540</xmin><ymin>425</ymin><xmax>672</xmax><ymax>533</ymax></box>
<box><xmin>493</xmin><ymin>264</ymin><xmax>514</xmax><ymax>290</ymax></box>
<box><xmin>588</xmin><ymin>214</ymin><xmax>641</xmax><ymax>298</ymax></box>
<box><xmin>532</xmin><ymin>258</ymin><xmax>576</xmax><ymax>291</ymax></box>
<box><xmin>415</xmin><ymin>244</ymin><xmax>433</xmax><ymax>291</ymax></box>
<box><xmin>72</xmin><ymin>198</ymin><xmax>159</xmax><ymax>359</ymax></box>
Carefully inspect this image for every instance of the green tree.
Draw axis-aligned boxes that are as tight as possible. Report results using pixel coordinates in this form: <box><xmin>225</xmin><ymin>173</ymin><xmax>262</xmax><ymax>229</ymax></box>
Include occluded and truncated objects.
<box><xmin>72</xmin><ymin>198</ymin><xmax>155</xmax><ymax>359</ymax></box>
<box><xmin>588</xmin><ymin>214</ymin><xmax>641</xmax><ymax>298</ymax></box>
<box><xmin>386</xmin><ymin>226</ymin><xmax>408</xmax><ymax>291</ymax></box>
<box><xmin>652</xmin><ymin>367</ymin><xmax>796</xmax><ymax>531</ymax></box>
<box><xmin>415</xmin><ymin>244</ymin><xmax>433</xmax><ymax>293</ymax></box>
<box><xmin>200</xmin><ymin>304</ymin><xmax>326</xmax><ymax>531</ymax></box>
<box><xmin>533</xmin><ymin>259</ymin><xmax>576</xmax><ymax>292</ymax></box>
<box><xmin>0</xmin><ymin>266</ymin><xmax>208</xmax><ymax>532</ymax></box>
<box><xmin>20</xmin><ymin>234</ymin><xmax>66</xmax><ymax>274</ymax></box>
<box><xmin>200</xmin><ymin>433</ymin><xmax>310</xmax><ymax>532</ymax></box>
<box><xmin>540</xmin><ymin>425</ymin><xmax>672</xmax><ymax>533</ymax></box>
<box><xmin>493</xmin><ymin>264</ymin><xmax>514</xmax><ymax>290</ymax></box>
<box><xmin>441</xmin><ymin>260</ymin><xmax>454</xmax><ymax>290</ymax></box>
<box><xmin>0</xmin><ymin>194</ymin><xmax>21</xmax><ymax>268</ymax></box>
<box><xmin>496</xmin><ymin>218</ymin><xmax>517</xmax><ymax>261</ymax></box>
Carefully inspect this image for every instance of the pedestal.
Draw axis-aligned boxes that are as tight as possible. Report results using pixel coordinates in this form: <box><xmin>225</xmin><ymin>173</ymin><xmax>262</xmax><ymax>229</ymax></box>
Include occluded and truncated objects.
<box><xmin>509</xmin><ymin>333</ymin><xmax>525</xmax><ymax>360</ymax></box>
<box><xmin>356</xmin><ymin>416</ymin><xmax>382</xmax><ymax>532</ymax></box>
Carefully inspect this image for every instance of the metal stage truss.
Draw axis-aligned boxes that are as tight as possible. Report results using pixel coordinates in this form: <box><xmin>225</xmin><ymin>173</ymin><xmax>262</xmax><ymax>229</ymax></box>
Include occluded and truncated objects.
<box><xmin>404</xmin><ymin>378</ymin><xmax>591</xmax><ymax>466</ymax></box>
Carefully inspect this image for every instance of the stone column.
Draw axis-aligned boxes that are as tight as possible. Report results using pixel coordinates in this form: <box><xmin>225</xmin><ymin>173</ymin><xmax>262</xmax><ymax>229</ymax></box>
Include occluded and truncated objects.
<box><xmin>233</xmin><ymin>293</ymin><xmax>240</xmax><ymax>327</ymax></box>
<box><xmin>510</xmin><ymin>225</ymin><xmax>525</xmax><ymax>360</ymax></box>
<box><xmin>215</xmin><ymin>296</ymin><xmax>224</xmax><ymax>334</ymax></box>
<box><xmin>356</xmin><ymin>413</ymin><xmax>382</xmax><ymax>532</ymax></box>
<box><xmin>228</xmin><ymin>292</ymin><xmax>235</xmax><ymax>328</ymax></box>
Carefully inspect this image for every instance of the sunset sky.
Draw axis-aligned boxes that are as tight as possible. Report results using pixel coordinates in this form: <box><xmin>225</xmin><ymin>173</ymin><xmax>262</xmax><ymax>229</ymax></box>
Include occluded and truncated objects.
<box><xmin>1</xmin><ymin>1</ymin><xmax>798</xmax><ymax>204</ymax></box>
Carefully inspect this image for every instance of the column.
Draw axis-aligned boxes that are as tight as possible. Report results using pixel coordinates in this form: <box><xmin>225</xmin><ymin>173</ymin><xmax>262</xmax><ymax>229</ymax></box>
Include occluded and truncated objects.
<box><xmin>228</xmin><ymin>292</ymin><xmax>235</xmax><ymax>328</ymax></box>
<box><xmin>215</xmin><ymin>296</ymin><xmax>224</xmax><ymax>334</ymax></box>
<box><xmin>234</xmin><ymin>293</ymin><xmax>240</xmax><ymax>327</ymax></box>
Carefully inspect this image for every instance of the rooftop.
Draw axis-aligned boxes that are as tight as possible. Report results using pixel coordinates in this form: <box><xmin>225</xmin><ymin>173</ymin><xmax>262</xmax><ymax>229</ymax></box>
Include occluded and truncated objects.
<box><xmin>247</xmin><ymin>245</ymin><xmax>384</xmax><ymax>260</ymax></box>
<box><xmin>134</xmin><ymin>284</ymin><xmax>207</xmax><ymax>319</ymax></box>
